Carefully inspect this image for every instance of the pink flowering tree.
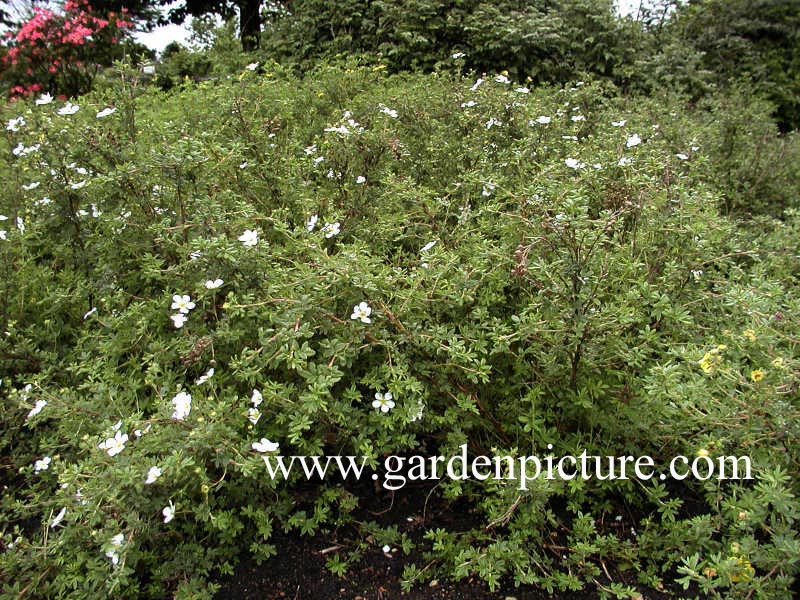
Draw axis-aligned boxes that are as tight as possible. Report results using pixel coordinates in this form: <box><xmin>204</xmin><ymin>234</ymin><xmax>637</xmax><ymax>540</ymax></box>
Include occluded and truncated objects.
<box><xmin>0</xmin><ymin>0</ymin><xmax>134</xmax><ymax>99</ymax></box>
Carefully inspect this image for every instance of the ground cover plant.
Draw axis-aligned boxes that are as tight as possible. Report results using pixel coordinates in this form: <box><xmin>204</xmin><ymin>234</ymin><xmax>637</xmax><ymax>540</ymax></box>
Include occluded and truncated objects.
<box><xmin>0</xmin><ymin>59</ymin><xmax>798</xmax><ymax>599</ymax></box>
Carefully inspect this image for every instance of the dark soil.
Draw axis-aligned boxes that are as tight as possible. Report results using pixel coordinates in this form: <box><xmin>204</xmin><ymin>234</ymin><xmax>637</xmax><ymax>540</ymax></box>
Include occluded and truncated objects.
<box><xmin>213</xmin><ymin>480</ymin><xmax>686</xmax><ymax>600</ymax></box>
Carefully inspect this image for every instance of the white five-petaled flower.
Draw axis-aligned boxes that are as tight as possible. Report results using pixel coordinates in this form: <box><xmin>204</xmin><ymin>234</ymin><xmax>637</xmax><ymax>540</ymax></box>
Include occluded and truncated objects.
<box><xmin>70</xmin><ymin>180</ymin><xmax>87</xmax><ymax>190</ymax></box>
<box><xmin>306</xmin><ymin>214</ymin><xmax>318</xmax><ymax>232</ymax></box>
<box><xmin>350</xmin><ymin>301</ymin><xmax>372</xmax><ymax>324</ymax></box>
<box><xmin>676</xmin><ymin>153</ymin><xmax>689</xmax><ymax>160</ymax></box>
<box><xmin>452</xmin><ymin>52</ymin><xmax>466</xmax><ymax>59</ymax></box>
<box><xmin>6</xmin><ymin>116</ymin><xmax>25</xmax><ymax>132</ymax></box>
<box><xmin>618</xmin><ymin>156</ymin><xmax>632</xmax><ymax>166</ymax></box>
<box><xmin>611</xmin><ymin>119</ymin><xmax>627</xmax><ymax>127</ymax></box>
<box><xmin>382</xmin><ymin>544</ymin><xmax>392</xmax><ymax>554</ymax></box>
<box><xmin>251</xmin><ymin>438</ymin><xmax>279</xmax><ymax>453</ymax></box>
<box><xmin>35</xmin><ymin>93</ymin><xmax>54</xmax><ymax>105</ymax></box>
<box><xmin>379</xmin><ymin>104</ymin><xmax>398</xmax><ymax>118</ymax></box>
<box><xmin>470</xmin><ymin>77</ymin><xmax>484</xmax><ymax>91</ymax></box>
<box><xmin>410</xmin><ymin>401</ymin><xmax>425</xmax><ymax>422</ymax></box>
<box><xmin>322</xmin><ymin>222</ymin><xmax>340</xmax><ymax>238</ymax></box>
<box><xmin>372</xmin><ymin>392</ymin><xmax>395</xmax><ymax>413</ymax></box>
<box><xmin>106</xmin><ymin>533</ymin><xmax>125</xmax><ymax>565</ymax></box>
<box><xmin>486</xmin><ymin>117</ymin><xmax>502</xmax><ymax>129</ymax></box>
<box><xmin>534</xmin><ymin>115</ymin><xmax>552</xmax><ymax>125</ymax></box>
<box><xmin>171</xmin><ymin>294</ymin><xmax>195</xmax><ymax>314</ymax></box>
<box><xmin>57</xmin><ymin>102</ymin><xmax>80</xmax><ymax>116</ymax></box>
<box><xmin>204</xmin><ymin>278</ymin><xmax>223</xmax><ymax>290</ymax></box>
<box><xmin>245</xmin><ymin>62</ymin><xmax>259</xmax><ymax>71</ymax></box>
<box><xmin>96</xmin><ymin>107</ymin><xmax>116</xmax><ymax>118</ymax></box>
<box><xmin>145</xmin><ymin>466</ymin><xmax>162</xmax><ymax>484</ymax></box>
<box><xmin>195</xmin><ymin>367</ymin><xmax>215</xmax><ymax>385</ymax></box>
<box><xmin>27</xmin><ymin>399</ymin><xmax>47</xmax><ymax>419</ymax></box>
<box><xmin>571</xmin><ymin>114</ymin><xmax>585</xmax><ymax>122</ymax></box>
<box><xmin>494</xmin><ymin>74</ymin><xmax>510</xmax><ymax>84</ymax></box>
<box><xmin>171</xmin><ymin>391</ymin><xmax>192</xmax><ymax>420</ymax></box>
<box><xmin>22</xmin><ymin>182</ymin><xmax>40</xmax><ymax>191</ymax></box>
<box><xmin>460</xmin><ymin>100</ymin><xmax>477</xmax><ymax>108</ymax></box>
<box><xmin>34</xmin><ymin>456</ymin><xmax>51</xmax><ymax>473</ymax></box>
<box><xmin>238</xmin><ymin>229</ymin><xmax>258</xmax><ymax>246</ymax></box>
<box><xmin>355</xmin><ymin>175</ymin><xmax>366</xmax><ymax>184</ymax></box>
<box><xmin>170</xmin><ymin>313</ymin><xmax>188</xmax><ymax>328</ymax></box>
<box><xmin>626</xmin><ymin>133</ymin><xmax>642</xmax><ymax>148</ymax></box>
<box><xmin>565</xmin><ymin>157</ymin><xmax>584</xmax><ymax>170</ymax></box>
<box><xmin>250</xmin><ymin>389</ymin><xmax>263</xmax><ymax>407</ymax></box>
<box><xmin>99</xmin><ymin>430</ymin><xmax>129</xmax><ymax>457</ymax></box>
<box><xmin>248</xmin><ymin>407</ymin><xmax>261</xmax><ymax>425</ymax></box>
<box><xmin>49</xmin><ymin>507</ymin><xmax>67</xmax><ymax>528</ymax></box>
<box><xmin>514</xmin><ymin>87</ymin><xmax>530</xmax><ymax>94</ymax></box>
<box><xmin>162</xmin><ymin>500</ymin><xmax>175</xmax><ymax>523</ymax></box>
<box><xmin>691</xmin><ymin>269</ymin><xmax>703</xmax><ymax>281</ymax></box>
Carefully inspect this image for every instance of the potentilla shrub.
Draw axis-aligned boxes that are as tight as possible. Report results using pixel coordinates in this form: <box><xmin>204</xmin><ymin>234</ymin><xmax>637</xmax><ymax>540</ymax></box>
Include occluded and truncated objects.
<box><xmin>0</xmin><ymin>0</ymin><xmax>133</xmax><ymax>100</ymax></box>
<box><xmin>0</xmin><ymin>63</ymin><xmax>797</xmax><ymax>599</ymax></box>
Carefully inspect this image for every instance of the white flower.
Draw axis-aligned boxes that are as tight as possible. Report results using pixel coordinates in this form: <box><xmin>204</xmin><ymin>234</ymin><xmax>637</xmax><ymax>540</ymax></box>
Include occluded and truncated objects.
<box><xmin>98</xmin><ymin>430</ymin><xmax>128</xmax><ymax>457</ymax></box>
<box><xmin>171</xmin><ymin>391</ymin><xmax>192</xmax><ymax>420</ymax></box>
<box><xmin>565</xmin><ymin>157</ymin><xmax>584</xmax><ymax>170</ymax></box>
<box><xmin>0</xmin><ymin>230</ymin><xmax>5</xmax><ymax>241</ymax></box>
<box><xmin>248</xmin><ymin>407</ymin><xmax>261</xmax><ymax>425</ymax></box>
<box><xmin>618</xmin><ymin>156</ymin><xmax>632</xmax><ymax>166</ymax></box>
<box><xmin>460</xmin><ymin>100</ymin><xmax>477</xmax><ymax>108</ymax></box>
<box><xmin>514</xmin><ymin>87</ymin><xmax>530</xmax><ymax>94</ymax></box>
<box><xmin>251</xmin><ymin>438</ymin><xmax>279</xmax><ymax>453</ymax></box>
<box><xmin>33</xmin><ymin>456</ymin><xmax>51</xmax><ymax>473</ymax></box>
<box><xmin>469</xmin><ymin>77</ymin><xmax>484</xmax><ymax>92</ymax></box>
<box><xmin>195</xmin><ymin>367</ymin><xmax>214</xmax><ymax>385</ymax></box>
<box><xmin>691</xmin><ymin>269</ymin><xmax>703</xmax><ymax>281</ymax></box>
<box><xmin>106</xmin><ymin>533</ymin><xmax>124</xmax><ymax>564</ymax></box>
<box><xmin>482</xmin><ymin>181</ymin><xmax>495</xmax><ymax>197</ymax></box>
<box><xmin>485</xmin><ymin>117</ymin><xmax>502</xmax><ymax>129</ymax></box>
<box><xmin>171</xmin><ymin>294</ymin><xmax>195</xmax><ymax>314</ymax></box>
<box><xmin>382</xmin><ymin>544</ymin><xmax>391</xmax><ymax>553</ymax></box>
<box><xmin>96</xmin><ymin>107</ymin><xmax>116</xmax><ymax>118</ymax></box>
<box><xmin>134</xmin><ymin>424</ymin><xmax>151</xmax><ymax>437</ymax></box>
<box><xmin>494</xmin><ymin>74</ymin><xmax>510</xmax><ymax>84</ymax></box>
<box><xmin>350</xmin><ymin>301</ymin><xmax>372</xmax><ymax>324</ymax></box>
<box><xmin>304</xmin><ymin>144</ymin><xmax>317</xmax><ymax>155</ymax></box>
<box><xmin>70</xmin><ymin>180</ymin><xmax>87</xmax><ymax>190</ymax></box>
<box><xmin>452</xmin><ymin>52</ymin><xmax>466</xmax><ymax>59</ymax></box>
<box><xmin>238</xmin><ymin>229</ymin><xmax>259</xmax><ymax>246</ymax></box>
<box><xmin>204</xmin><ymin>278</ymin><xmax>223</xmax><ymax>290</ymax></box>
<box><xmin>306</xmin><ymin>214</ymin><xmax>318</xmax><ymax>232</ymax></box>
<box><xmin>571</xmin><ymin>114</ymin><xmax>585</xmax><ymax>122</ymax></box>
<box><xmin>534</xmin><ymin>115</ymin><xmax>552</xmax><ymax>125</ymax></box>
<box><xmin>410</xmin><ymin>401</ymin><xmax>425</xmax><ymax>422</ymax></box>
<box><xmin>379</xmin><ymin>105</ymin><xmax>398</xmax><ymax>118</ymax></box>
<box><xmin>611</xmin><ymin>119</ymin><xmax>627</xmax><ymax>127</ymax></box>
<box><xmin>35</xmin><ymin>93</ymin><xmax>54</xmax><ymax>105</ymax></box>
<box><xmin>49</xmin><ymin>507</ymin><xmax>67</xmax><ymax>528</ymax></box>
<box><xmin>162</xmin><ymin>501</ymin><xmax>175</xmax><ymax>523</ymax></box>
<box><xmin>313</xmin><ymin>156</ymin><xmax>325</xmax><ymax>166</ymax></box>
<box><xmin>420</xmin><ymin>240</ymin><xmax>437</xmax><ymax>253</ymax></box>
<box><xmin>355</xmin><ymin>175</ymin><xmax>366</xmax><ymax>184</ymax></box>
<box><xmin>250</xmin><ymin>389</ymin><xmax>263</xmax><ymax>407</ymax></box>
<box><xmin>170</xmin><ymin>313</ymin><xmax>188</xmax><ymax>328</ymax></box>
<box><xmin>27</xmin><ymin>399</ymin><xmax>47</xmax><ymax>419</ymax></box>
<box><xmin>57</xmin><ymin>102</ymin><xmax>80</xmax><ymax>116</ymax></box>
<box><xmin>562</xmin><ymin>135</ymin><xmax>578</xmax><ymax>141</ymax></box>
<box><xmin>322</xmin><ymin>221</ymin><xmax>340</xmax><ymax>238</ymax></box>
<box><xmin>676</xmin><ymin>153</ymin><xmax>689</xmax><ymax>160</ymax></box>
<box><xmin>372</xmin><ymin>392</ymin><xmax>395</xmax><ymax>413</ymax></box>
<box><xmin>6</xmin><ymin>116</ymin><xmax>25</xmax><ymax>132</ymax></box>
<box><xmin>145</xmin><ymin>466</ymin><xmax>162</xmax><ymax>484</ymax></box>
<box><xmin>245</xmin><ymin>62</ymin><xmax>259</xmax><ymax>71</ymax></box>
<box><xmin>626</xmin><ymin>133</ymin><xmax>642</xmax><ymax>148</ymax></box>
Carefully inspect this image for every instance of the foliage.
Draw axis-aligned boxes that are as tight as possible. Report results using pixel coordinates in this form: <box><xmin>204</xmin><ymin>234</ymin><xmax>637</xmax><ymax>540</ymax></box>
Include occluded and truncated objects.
<box><xmin>0</xmin><ymin>0</ymin><xmax>136</xmax><ymax>99</ymax></box>
<box><xmin>0</xmin><ymin>60</ymin><xmax>798</xmax><ymax>599</ymax></box>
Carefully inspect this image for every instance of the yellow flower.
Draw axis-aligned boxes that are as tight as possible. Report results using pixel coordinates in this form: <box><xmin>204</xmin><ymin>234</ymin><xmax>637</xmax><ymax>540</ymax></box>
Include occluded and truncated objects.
<box><xmin>730</xmin><ymin>556</ymin><xmax>754</xmax><ymax>582</ymax></box>
<box><xmin>771</xmin><ymin>357</ymin><xmax>785</xmax><ymax>368</ymax></box>
<box><xmin>742</xmin><ymin>329</ymin><xmax>756</xmax><ymax>341</ymax></box>
<box><xmin>697</xmin><ymin>448</ymin><xmax>710</xmax><ymax>458</ymax></box>
<box><xmin>750</xmin><ymin>369</ymin><xmax>764</xmax><ymax>382</ymax></box>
